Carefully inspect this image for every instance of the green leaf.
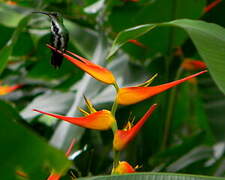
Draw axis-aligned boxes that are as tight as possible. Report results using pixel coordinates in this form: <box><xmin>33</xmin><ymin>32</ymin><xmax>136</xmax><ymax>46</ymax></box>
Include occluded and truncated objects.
<box><xmin>21</xmin><ymin>91</ymin><xmax>75</xmax><ymax>121</ymax></box>
<box><xmin>107</xmin><ymin>19</ymin><xmax>225</xmax><ymax>93</ymax></box>
<box><xmin>0</xmin><ymin>3</ymin><xmax>25</xmax><ymax>27</ymax></box>
<box><xmin>79</xmin><ymin>172</ymin><xmax>224</xmax><ymax>180</ymax></box>
<box><xmin>0</xmin><ymin>100</ymin><xmax>71</xmax><ymax>180</ymax></box>
<box><xmin>166</xmin><ymin>145</ymin><xmax>213</xmax><ymax>172</ymax></box>
<box><xmin>0</xmin><ymin>15</ymin><xmax>30</xmax><ymax>74</ymax></box>
<box><xmin>108</xmin><ymin>0</ymin><xmax>206</xmax><ymax>59</ymax></box>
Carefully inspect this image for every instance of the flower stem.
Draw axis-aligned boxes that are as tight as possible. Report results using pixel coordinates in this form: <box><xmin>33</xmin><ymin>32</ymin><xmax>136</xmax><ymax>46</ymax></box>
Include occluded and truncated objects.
<box><xmin>112</xmin><ymin>150</ymin><xmax>120</xmax><ymax>174</ymax></box>
<box><xmin>111</xmin><ymin>100</ymin><xmax>118</xmax><ymax>117</ymax></box>
<box><xmin>111</xmin><ymin>82</ymin><xmax>120</xmax><ymax>170</ymax></box>
<box><xmin>161</xmin><ymin>66</ymin><xmax>183</xmax><ymax>150</ymax></box>
<box><xmin>111</xmin><ymin>82</ymin><xmax>120</xmax><ymax>132</ymax></box>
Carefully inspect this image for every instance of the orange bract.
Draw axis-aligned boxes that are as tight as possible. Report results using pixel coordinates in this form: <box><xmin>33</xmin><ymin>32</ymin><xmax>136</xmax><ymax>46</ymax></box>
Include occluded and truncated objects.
<box><xmin>47</xmin><ymin>173</ymin><xmax>61</xmax><ymax>180</ymax></box>
<box><xmin>204</xmin><ymin>0</ymin><xmax>222</xmax><ymax>13</ymax></box>
<box><xmin>47</xmin><ymin>45</ymin><xmax>116</xmax><ymax>84</ymax></box>
<box><xmin>117</xmin><ymin>70</ymin><xmax>207</xmax><ymax>105</ymax></box>
<box><xmin>113</xmin><ymin>104</ymin><xmax>157</xmax><ymax>151</ymax></box>
<box><xmin>0</xmin><ymin>84</ymin><xmax>22</xmax><ymax>95</ymax></box>
<box><xmin>112</xmin><ymin>161</ymin><xmax>136</xmax><ymax>174</ymax></box>
<box><xmin>33</xmin><ymin>109</ymin><xmax>115</xmax><ymax>131</ymax></box>
<box><xmin>181</xmin><ymin>59</ymin><xmax>206</xmax><ymax>71</ymax></box>
<box><xmin>128</xmin><ymin>39</ymin><xmax>146</xmax><ymax>48</ymax></box>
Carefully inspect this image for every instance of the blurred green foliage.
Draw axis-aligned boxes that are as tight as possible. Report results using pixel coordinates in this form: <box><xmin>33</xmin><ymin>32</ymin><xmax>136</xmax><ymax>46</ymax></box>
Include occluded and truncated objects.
<box><xmin>0</xmin><ymin>0</ymin><xmax>225</xmax><ymax>179</ymax></box>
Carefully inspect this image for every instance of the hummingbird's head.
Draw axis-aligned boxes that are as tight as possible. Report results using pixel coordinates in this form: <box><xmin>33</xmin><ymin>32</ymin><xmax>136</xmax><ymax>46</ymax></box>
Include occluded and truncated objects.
<box><xmin>33</xmin><ymin>11</ymin><xmax>63</xmax><ymax>23</ymax></box>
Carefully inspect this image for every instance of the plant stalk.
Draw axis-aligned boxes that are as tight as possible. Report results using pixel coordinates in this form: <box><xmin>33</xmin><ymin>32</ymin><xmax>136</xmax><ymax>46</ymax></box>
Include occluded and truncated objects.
<box><xmin>161</xmin><ymin>67</ymin><xmax>183</xmax><ymax>150</ymax></box>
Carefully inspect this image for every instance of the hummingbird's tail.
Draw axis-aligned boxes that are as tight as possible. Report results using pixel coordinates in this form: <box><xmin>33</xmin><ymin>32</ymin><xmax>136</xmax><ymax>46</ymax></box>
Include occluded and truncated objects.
<box><xmin>51</xmin><ymin>50</ymin><xmax>63</xmax><ymax>69</ymax></box>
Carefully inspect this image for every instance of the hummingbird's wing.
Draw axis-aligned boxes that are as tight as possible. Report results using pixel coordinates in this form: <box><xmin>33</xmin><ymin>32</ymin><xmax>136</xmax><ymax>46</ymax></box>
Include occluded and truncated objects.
<box><xmin>51</xmin><ymin>50</ymin><xmax>63</xmax><ymax>69</ymax></box>
<box><xmin>50</xmin><ymin>34</ymin><xmax>64</xmax><ymax>69</ymax></box>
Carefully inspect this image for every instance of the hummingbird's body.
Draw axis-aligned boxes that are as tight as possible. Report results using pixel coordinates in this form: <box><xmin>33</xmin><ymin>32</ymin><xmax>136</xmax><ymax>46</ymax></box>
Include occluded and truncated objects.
<box><xmin>34</xmin><ymin>12</ymin><xmax>69</xmax><ymax>68</ymax></box>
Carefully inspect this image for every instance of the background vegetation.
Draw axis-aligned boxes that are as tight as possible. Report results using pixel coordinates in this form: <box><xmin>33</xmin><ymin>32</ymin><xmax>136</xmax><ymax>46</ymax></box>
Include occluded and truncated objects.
<box><xmin>0</xmin><ymin>0</ymin><xmax>225</xmax><ymax>179</ymax></box>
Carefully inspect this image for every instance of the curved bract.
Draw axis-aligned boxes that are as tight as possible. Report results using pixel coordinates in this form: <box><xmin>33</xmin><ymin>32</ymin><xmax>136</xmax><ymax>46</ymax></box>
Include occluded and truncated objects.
<box><xmin>113</xmin><ymin>104</ymin><xmax>157</xmax><ymax>151</ymax></box>
<box><xmin>33</xmin><ymin>109</ymin><xmax>115</xmax><ymax>130</ymax></box>
<box><xmin>117</xmin><ymin>70</ymin><xmax>207</xmax><ymax>105</ymax></box>
<box><xmin>47</xmin><ymin>45</ymin><xmax>116</xmax><ymax>85</ymax></box>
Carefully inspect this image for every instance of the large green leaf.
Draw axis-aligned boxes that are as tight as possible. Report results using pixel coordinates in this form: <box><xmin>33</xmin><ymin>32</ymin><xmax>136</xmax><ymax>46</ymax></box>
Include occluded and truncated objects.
<box><xmin>0</xmin><ymin>3</ymin><xmax>25</xmax><ymax>27</ymax></box>
<box><xmin>21</xmin><ymin>91</ymin><xmax>75</xmax><ymax>121</ymax></box>
<box><xmin>0</xmin><ymin>100</ymin><xmax>71</xmax><ymax>179</ymax></box>
<box><xmin>107</xmin><ymin>19</ymin><xmax>225</xmax><ymax>94</ymax></box>
<box><xmin>108</xmin><ymin>0</ymin><xmax>206</xmax><ymax>59</ymax></box>
<box><xmin>0</xmin><ymin>15</ymin><xmax>30</xmax><ymax>74</ymax></box>
<box><xmin>79</xmin><ymin>172</ymin><xmax>224</xmax><ymax>180</ymax></box>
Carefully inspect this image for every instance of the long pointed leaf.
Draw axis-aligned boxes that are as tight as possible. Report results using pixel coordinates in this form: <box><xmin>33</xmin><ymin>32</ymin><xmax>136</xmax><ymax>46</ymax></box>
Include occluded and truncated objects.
<box><xmin>107</xmin><ymin>19</ymin><xmax>225</xmax><ymax>94</ymax></box>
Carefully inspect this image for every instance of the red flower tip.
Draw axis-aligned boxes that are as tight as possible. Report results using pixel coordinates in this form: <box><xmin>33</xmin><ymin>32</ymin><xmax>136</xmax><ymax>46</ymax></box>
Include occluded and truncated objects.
<box><xmin>47</xmin><ymin>173</ymin><xmax>61</xmax><ymax>180</ymax></box>
<box><xmin>33</xmin><ymin>108</ymin><xmax>115</xmax><ymax>131</ymax></box>
<box><xmin>204</xmin><ymin>0</ymin><xmax>222</xmax><ymax>13</ymax></box>
<box><xmin>65</xmin><ymin>138</ymin><xmax>76</xmax><ymax>157</ymax></box>
<box><xmin>113</xmin><ymin>104</ymin><xmax>157</xmax><ymax>151</ymax></box>
<box><xmin>117</xmin><ymin>70</ymin><xmax>207</xmax><ymax>105</ymax></box>
<box><xmin>128</xmin><ymin>39</ymin><xmax>147</xmax><ymax>48</ymax></box>
<box><xmin>181</xmin><ymin>59</ymin><xmax>207</xmax><ymax>71</ymax></box>
<box><xmin>47</xmin><ymin>139</ymin><xmax>76</xmax><ymax>180</ymax></box>
<box><xmin>47</xmin><ymin>44</ymin><xmax>116</xmax><ymax>84</ymax></box>
<box><xmin>0</xmin><ymin>84</ymin><xmax>22</xmax><ymax>95</ymax></box>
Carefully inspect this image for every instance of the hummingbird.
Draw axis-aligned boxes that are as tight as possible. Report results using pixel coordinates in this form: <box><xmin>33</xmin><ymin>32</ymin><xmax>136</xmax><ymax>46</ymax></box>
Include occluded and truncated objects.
<box><xmin>33</xmin><ymin>11</ymin><xmax>69</xmax><ymax>68</ymax></box>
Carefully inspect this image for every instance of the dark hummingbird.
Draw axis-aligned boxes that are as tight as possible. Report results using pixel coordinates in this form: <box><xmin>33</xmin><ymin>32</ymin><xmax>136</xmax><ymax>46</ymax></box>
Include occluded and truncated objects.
<box><xmin>33</xmin><ymin>11</ymin><xmax>69</xmax><ymax>68</ymax></box>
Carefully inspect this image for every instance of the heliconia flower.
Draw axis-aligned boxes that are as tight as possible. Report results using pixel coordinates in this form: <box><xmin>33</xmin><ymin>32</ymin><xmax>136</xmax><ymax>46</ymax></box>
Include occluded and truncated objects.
<box><xmin>204</xmin><ymin>0</ymin><xmax>222</xmax><ymax>13</ymax></box>
<box><xmin>47</xmin><ymin>173</ymin><xmax>61</xmax><ymax>180</ymax></box>
<box><xmin>33</xmin><ymin>109</ymin><xmax>115</xmax><ymax>130</ymax></box>
<box><xmin>47</xmin><ymin>44</ymin><xmax>116</xmax><ymax>85</ymax></box>
<box><xmin>47</xmin><ymin>139</ymin><xmax>76</xmax><ymax>180</ymax></box>
<box><xmin>181</xmin><ymin>59</ymin><xmax>207</xmax><ymax>71</ymax></box>
<box><xmin>0</xmin><ymin>84</ymin><xmax>22</xmax><ymax>95</ymax></box>
<box><xmin>128</xmin><ymin>39</ymin><xmax>146</xmax><ymax>48</ymax></box>
<box><xmin>6</xmin><ymin>1</ymin><xmax>17</xmax><ymax>5</ymax></box>
<box><xmin>117</xmin><ymin>70</ymin><xmax>207</xmax><ymax>105</ymax></box>
<box><xmin>113</xmin><ymin>104</ymin><xmax>157</xmax><ymax>151</ymax></box>
<box><xmin>112</xmin><ymin>161</ymin><xmax>136</xmax><ymax>174</ymax></box>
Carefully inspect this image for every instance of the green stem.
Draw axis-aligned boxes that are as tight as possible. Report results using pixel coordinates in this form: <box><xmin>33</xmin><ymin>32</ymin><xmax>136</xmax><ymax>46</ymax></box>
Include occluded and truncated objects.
<box><xmin>112</xmin><ymin>150</ymin><xmax>120</xmax><ymax>174</ymax></box>
<box><xmin>111</xmin><ymin>82</ymin><xmax>120</xmax><ymax>171</ymax></box>
<box><xmin>111</xmin><ymin>82</ymin><xmax>119</xmax><ymax>118</ymax></box>
<box><xmin>161</xmin><ymin>67</ymin><xmax>183</xmax><ymax>150</ymax></box>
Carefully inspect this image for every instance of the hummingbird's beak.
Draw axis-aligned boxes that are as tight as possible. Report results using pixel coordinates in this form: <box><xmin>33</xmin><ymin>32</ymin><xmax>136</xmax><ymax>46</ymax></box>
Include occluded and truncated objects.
<box><xmin>32</xmin><ymin>11</ymin><xmax>50</xmax><ymax>16</ymax></box>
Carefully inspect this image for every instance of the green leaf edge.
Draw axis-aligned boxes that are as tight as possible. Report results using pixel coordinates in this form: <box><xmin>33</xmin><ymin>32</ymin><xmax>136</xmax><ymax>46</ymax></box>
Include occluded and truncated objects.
<box><xmin>79</xmin><ymin>172</ymin><xmax>224</xmax><ymax>180</ymax></box>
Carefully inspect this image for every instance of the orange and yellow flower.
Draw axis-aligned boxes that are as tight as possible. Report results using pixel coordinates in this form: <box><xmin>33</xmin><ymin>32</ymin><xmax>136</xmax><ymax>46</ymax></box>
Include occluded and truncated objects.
<box><xmin>0</xmin><ymin>84</ymin><xmax>22</xmax><ymax>95</ymax></box>
<box><xmin>181</xmin><ymin>59</ymin><xmax>206</xmax><ymax>71</ymax></box>
<box><xmin>33</xmin><ymin>109</ymin><xmax>115</xmax><ymax>130</ymax></box>
<box><xmin>112</xmin><ymin>161</ymin><xmax>136</xmax><ymax>174</ymax></box>
<box><xmin>117</xmin><ymin>70</ymin><xmax>207</xmax><ymax>105</ymax></box>
<box><xmin>47</xmin><ymin>45</ymin><xmax>116</xmax><ymax>85</ymax></box>
<box><xmin>113</xmin><ymin>104</ymin><xmax>157</xmax><ymax>151</ymax></box>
